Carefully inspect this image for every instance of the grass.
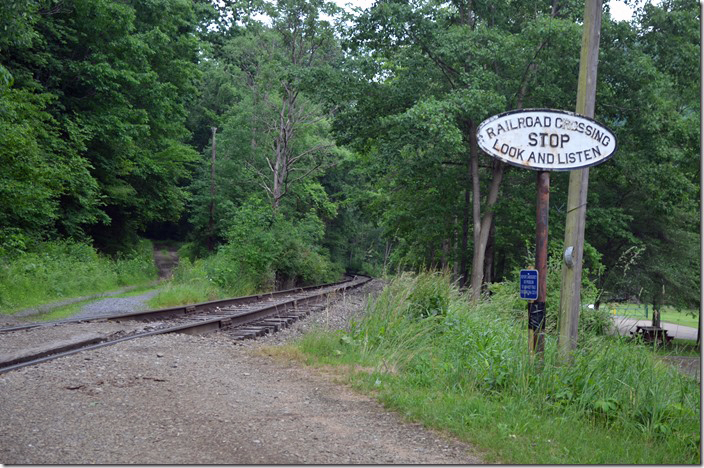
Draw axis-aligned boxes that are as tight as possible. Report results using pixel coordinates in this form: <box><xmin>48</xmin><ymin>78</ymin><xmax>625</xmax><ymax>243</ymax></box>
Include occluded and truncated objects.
<box><xmin>28</xmin><ymin>300</ymin><xmax>94</xmax><ymax>322</ymax></box>
<box><xmin>14</xmin><ymin>283</ymin><xmax>162</xmax><ymax>322</ymax></box>
<box><xmin>646</xmin><ymin>338</ymin><xmax>701</xmax><ymax>358</ymax></box>
<box><xmin>145</xmin><ymin>257</ymin><xmax>255</xmax><ymax>309</ymax></box>
<box><xmin>111</xmin><ymin>284</ymin><xmax>161</xmax><ymax>299</ymax></box>
<box><xmin>146</xmin><ymin>281</ymin><xmax>222</xmax><ymax>308</ymax></box>
<box><xmin>661</xmin><ymin>308</ymin><xmax>700</xmax><ymax>328</ymax></box>
<box><xmin>146</xmin><ymin>250</ymin><xmax>266</xmax><ymax>309</ymax></box>
<box><xmin>291</xmin><ymin>272</ymin><xmax>701</xmax><ymax>465</ymax></box>
<box><xmin>0</xmin><ymin>239</ymin><xmax>157</xmax><ymax>314</ymax></box>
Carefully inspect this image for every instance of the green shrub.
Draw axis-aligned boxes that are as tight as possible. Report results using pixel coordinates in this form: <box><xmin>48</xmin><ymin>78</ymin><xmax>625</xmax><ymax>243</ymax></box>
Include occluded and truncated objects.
<box><xmin>221</xmin><ymin>198</ymin><xmax>342</xmax><ymax>289</ymax></box>
<box><xmin>113</xmin><ymin>239</ymin><xmax>159</xmax><ymax>285</ymax></box>
<box><xmin>147</xmin><ymin>209</ymin><xmax>347</xmax><ymax>307</ymax></box>
<box><xmin>405</xmin><ymin>271</ymin><xmax>451</xmax><ymax>319</ymax></box>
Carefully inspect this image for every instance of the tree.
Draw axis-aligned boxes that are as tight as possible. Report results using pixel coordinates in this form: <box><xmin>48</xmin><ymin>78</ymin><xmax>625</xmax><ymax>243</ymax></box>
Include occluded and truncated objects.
<box><xmin>585</xmin><ymin>0</ymin><xmax>700</xmax><ymax>322</ymax></box>
<box><xmin>213</xmin><ymin>0</ymin><xmax>344</xmax><ymax>212</ymax></box>
<box><xmin>0</xmin><ymin>1</ymin><xmax>103</xmax><ymax>250</ymax></box>
<box><xmin>1</xmin><ymin>0</ymin><xmax>201</xmax><ymax>252</ymax></box>
<box><xmin>336</xmin><ymin>0</ymin><xmax>584</xmax><ymax>299</ymax></box>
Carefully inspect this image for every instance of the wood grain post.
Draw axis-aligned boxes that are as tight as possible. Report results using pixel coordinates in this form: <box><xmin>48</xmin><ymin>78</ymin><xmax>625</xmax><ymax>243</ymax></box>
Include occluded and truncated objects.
<box><xmin>557</xmin><ymin>0</ymin><xmax>603</xmax><ymax>363</ymax></box>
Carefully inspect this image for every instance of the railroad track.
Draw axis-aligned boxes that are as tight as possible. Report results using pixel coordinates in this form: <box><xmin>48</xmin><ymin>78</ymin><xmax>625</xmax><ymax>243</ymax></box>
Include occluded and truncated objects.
<box><xmin>0</xmin><ymin>275</ymin><xmax>371</xmax><ymax>374</ymax></box>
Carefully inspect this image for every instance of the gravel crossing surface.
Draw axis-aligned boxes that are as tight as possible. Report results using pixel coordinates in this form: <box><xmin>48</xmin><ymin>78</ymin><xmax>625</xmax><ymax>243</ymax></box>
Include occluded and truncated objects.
<box><xmin>0</xmin><ymin>280</ymin><xmax>485</xmax><ymax>464</ymax></box>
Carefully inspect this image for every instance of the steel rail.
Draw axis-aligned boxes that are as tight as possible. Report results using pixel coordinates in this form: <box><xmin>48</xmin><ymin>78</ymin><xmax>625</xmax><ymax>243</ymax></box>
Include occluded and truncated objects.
<box><xmin>0</xmin><ymin>275</ymin><xmax>367</xmax><ymax>333</ymax></box>
<box><xmin>0</xmin><ymin>275</ymin><xmax>371</xmax><ymax>374</ymax></box>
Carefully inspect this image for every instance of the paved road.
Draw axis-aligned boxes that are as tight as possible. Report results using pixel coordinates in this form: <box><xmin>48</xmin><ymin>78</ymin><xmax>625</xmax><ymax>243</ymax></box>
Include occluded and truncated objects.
<box><xmin>611</xmin><ymin>315</ymin><xmax>698</xmax><ymax>341</ymax></box>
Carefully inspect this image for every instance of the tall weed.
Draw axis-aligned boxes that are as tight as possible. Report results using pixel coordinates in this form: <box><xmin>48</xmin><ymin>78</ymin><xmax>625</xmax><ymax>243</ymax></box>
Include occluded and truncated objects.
<box><xmin>0</xmin><ymin>239</ymin><xmax>156</xmax><ymax>313</ymax></box>
<box><xmin>488</xmin><ymin>242</ymin><xmax>610</xmax><ymax>336</ymax></box>
<box><xmin>305</xmin><ymin>272</ymin><xmax>700</xmax><ymax>464</ymax></box>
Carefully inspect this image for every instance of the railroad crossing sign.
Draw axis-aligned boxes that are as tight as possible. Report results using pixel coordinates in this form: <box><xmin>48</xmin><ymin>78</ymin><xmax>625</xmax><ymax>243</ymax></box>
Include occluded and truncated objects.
<box><xmin>519</xmin><ymin>269</ymin><xmax>539</xmax><ymax>301</ymax></box>
<box><xmin>477</xmin><ymin>109</ymin><xmax>617</xmax><ymax>171</ymax></box>
<box><xmin>477</xmin><ymin>108</ymin><xmax>616</xmax><ymax>356</ymax></box>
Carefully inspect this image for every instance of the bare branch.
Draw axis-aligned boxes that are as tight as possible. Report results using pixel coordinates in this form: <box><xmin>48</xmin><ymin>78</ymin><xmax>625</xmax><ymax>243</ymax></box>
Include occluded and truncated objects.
<box><xmin>265</xmin><ymin>156</ymin><xmax>275</xmax><ymax>174</ymax></box>
<box><xmin>280</xmin><ymin>162</ymin><xmax>324</xmax><ymax>200</ymax></box>
<box><xmin>244</xmin><ymin>159</ymin><xmax>270</xmax><ymax>183</ymax></box>
<box><xmin>288</xmin><ymin>143</ymin><xmax>334</xmax><ymax>167</ymax></box>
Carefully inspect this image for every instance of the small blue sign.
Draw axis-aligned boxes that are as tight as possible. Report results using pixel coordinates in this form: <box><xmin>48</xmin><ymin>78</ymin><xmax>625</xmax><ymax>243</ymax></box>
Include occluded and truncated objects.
<box><xmin>520</xmin><ymin>269</ymin><xmax>539</xmax><ymax>300</ymax></box>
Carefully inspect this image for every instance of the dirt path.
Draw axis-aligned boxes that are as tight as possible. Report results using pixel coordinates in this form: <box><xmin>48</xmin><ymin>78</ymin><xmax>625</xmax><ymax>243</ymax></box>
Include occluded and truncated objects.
<box><xmin>0</xmin><ymin>281</ymin><xmax>483</xmax><ymax>464</ymax></box>
<box><xmin>153</xmin><ymin>242</ymin><xmax>179</xmax><ymax>279</ymax></box>
<box><xmin>4</xmin><ymin>242</ymin><xmax>177</xmax><ymax>324</ymax></box>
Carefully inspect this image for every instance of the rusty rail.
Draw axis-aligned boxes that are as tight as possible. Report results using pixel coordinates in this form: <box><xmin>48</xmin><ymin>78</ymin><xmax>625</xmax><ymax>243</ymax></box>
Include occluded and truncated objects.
<box><xmin>0</xmin><ymin>275</ymin><xmax>366</xmax><ymax>333</ymax></box>
<box><xmin>0</xmin><ymin>275</ymin><xmax>371</xmax><ymax>374</ymax></box>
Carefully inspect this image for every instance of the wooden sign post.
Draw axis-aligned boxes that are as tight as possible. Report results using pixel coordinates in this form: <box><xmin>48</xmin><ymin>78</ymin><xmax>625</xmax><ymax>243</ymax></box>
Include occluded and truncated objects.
<box><xmin>477</xmin><ymin>105</ymin><xmax>616</xmax><ymax>355</ymax></box>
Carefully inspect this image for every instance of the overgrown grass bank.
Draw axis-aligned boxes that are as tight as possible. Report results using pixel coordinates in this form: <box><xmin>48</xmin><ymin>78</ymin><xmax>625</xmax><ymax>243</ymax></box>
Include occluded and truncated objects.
<box><xmin>0</xmin><ymin>239</ymin><xmax>157</xmax><ymax>314</ymax></box>
<box><xmin>146</xmin><ymin>254</ymin><xmax>255</xmax><ymax>308</ymax></box>
<box><xmin>295</xmin><ymin>272</ymin><xmax>700</xmax><ymax>464</ymax></box>
<box><xmin>147</xmin><ymin>234</ymin><xmax>344</xmax><ymax>309</ymax></box>
<box><xmin>148</xmin><ymin>201</ymin><xmax>345</xmax><ymax>309</ymax></box>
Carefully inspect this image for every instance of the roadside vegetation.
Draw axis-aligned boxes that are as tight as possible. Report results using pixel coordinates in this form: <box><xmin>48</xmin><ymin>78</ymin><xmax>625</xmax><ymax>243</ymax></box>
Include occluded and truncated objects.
<box><xmin>29</xmin><ymin>300</ymin><xmax>95</xmax><ymax>322</ymax></box>
<box><xmin>649</xmin><ymin>339</ymin><xmax>701</xmax><ymax>358</ymax></box>
<box><xmin>294</xmin><ymin>272</ymin><xmax>700</xmax><ymax>464</ymax></box>
<box><xmin>0</xmin><ymin>239</ymin><xmax>157</xmax><ymax>314</ymax></box>
<box><xmin>148</xmin><ymin>203</ymin><xmax>344</xmax><ymax>309</ymax></box>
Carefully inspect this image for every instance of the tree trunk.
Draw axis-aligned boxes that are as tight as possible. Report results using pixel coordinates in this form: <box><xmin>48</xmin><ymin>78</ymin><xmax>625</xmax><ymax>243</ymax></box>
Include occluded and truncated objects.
<box><xmin>441</xmin><ymin>237</ymin><xmax>450</xmax><ymax>270</ymax></box>
<box><xmin>652</xmin><ymin>284</ymin><xmax>665</xmax><ymax>328</ymax></box>
<box><xmin>452</xmin><ymin>215</ymin><xmax>460</xmax><ymax>281</ymax></box>
<box><xmin>483</xmin><ymin>218</ymin><xmax>495</xmax><ymax>287</ymax></box>
<box><xmin>207</xmin><ymin>127</ymin><xmax>217</xmax><ymax>252</ymax></box>
<box><xmin>428</xmin><ymin>244</ymin><xmax>436</xmax><ymax>270</ymax></box>
<box><xmin>272</xmin><ymin>90</ymin><xmax>296</xmax><ymax>211</ymax></box>
<box><xmin>469</xmin><ymin>127</ymin><xmax>505</xmax><ymax>303</ymax></box>
<box><xmin>697</xmin><ymin>318</ymin><xmax>700</xmax><ymax>346</ymax></box>
<box><xmin>459</xmin><ymin>174</ymin><xmax>471</xmax><ymax>287</ymax></box>
<box><xmin>652</xmin><ymin>304</ymin><xmax>661</xmax><ymax>329</ymax></box>
<box><xmin>469</xmin><ymin>119</ymin><xmax>482</xmax><ymax>299</ymax></box>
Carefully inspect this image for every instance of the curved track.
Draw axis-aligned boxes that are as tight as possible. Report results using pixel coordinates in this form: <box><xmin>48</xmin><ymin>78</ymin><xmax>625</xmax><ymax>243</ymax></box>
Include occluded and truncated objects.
<box><xmin>0</xmin><ymin>275</ymin><xmax>371</xmax><ymax>374</ymax></box>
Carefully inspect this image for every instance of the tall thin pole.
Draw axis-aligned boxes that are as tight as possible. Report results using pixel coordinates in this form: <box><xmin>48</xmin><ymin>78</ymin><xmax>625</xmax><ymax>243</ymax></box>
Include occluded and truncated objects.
<box><xmin>530</xmin><ymin>171</ymin><xmax>549</xmax><ymax>355</ymax></box>
<box><xmin>557</xmin><ymin>0</ymin><xmax>603</xmax><ymax>362</ymax></box>
<box><xmin>699</xmin><ymin>1</ymin><xmax>703</xmax><ymax>347</ymax></box>
<box><xmin>207</xmin><ymin>127</ymin><xmax>217</xmax><ymax>252</ymax></box>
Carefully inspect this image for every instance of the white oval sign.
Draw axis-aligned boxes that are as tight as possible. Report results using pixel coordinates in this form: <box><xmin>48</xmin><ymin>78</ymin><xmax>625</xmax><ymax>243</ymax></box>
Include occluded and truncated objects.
<box><xmin>477</xmin><ymin>109</ymin><xmax>617</xmax><ymax>171</ymax></box>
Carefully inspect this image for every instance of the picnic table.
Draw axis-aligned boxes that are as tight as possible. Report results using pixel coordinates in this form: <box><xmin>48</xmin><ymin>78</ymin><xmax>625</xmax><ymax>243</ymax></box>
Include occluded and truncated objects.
<box><xmin>632</xmin><ymin>325</ymin><xmax>673</xmax><ymax>345</ymax></box>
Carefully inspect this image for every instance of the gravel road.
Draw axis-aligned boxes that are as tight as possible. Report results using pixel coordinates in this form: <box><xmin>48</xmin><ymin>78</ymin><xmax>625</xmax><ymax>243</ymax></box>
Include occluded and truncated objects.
<box><xmin>6</xmin><ymin>242</ymin><xmax>175</xmax><ymax>324</ymax></box>
<box><xmin>71</xmin><ymin>289</ymin><xmax>162</xmax><ymax>320</ymax></box>
<box><xmin>0</xmin><ymin>280</ymin><xmax>484</xmax><ymax>464</ymax></box>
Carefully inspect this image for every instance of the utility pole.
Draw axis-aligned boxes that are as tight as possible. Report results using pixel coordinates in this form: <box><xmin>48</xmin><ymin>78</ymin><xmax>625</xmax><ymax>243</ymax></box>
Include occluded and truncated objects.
<box><xmin>699</xmin><ymin>1</ymin><xmax>703</xmax><ymax>347</ymax></box>
<box><xmin>207</xmin><ymin>127</ymin><xmax>217</xmax><ymax>252</ymax></box>
<box><xmin>557</xmin><ymin>0</ymin><xmax>603</xmax><ymax>362</ymax></box>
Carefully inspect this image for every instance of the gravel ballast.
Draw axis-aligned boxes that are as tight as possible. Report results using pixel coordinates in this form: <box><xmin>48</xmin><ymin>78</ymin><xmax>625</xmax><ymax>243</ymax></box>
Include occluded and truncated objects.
<box><xmin>0</xmin><ymin>280</ymin><xmax>483</xmax><ymax>464</ymax></box>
